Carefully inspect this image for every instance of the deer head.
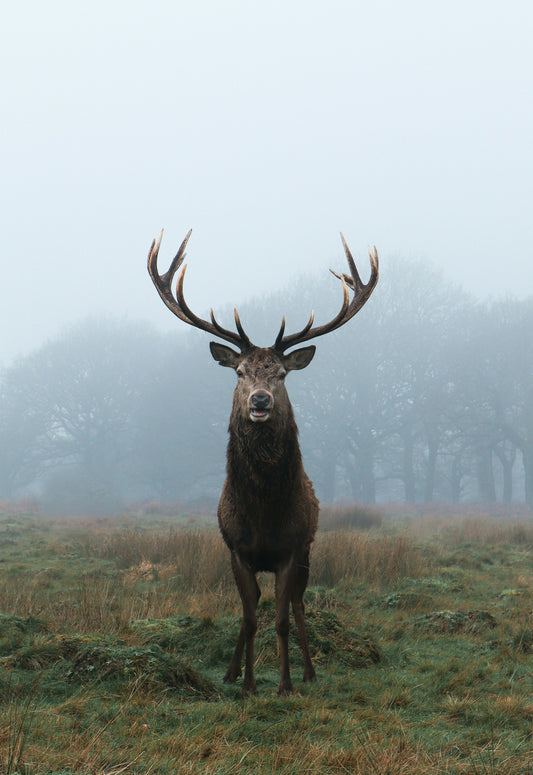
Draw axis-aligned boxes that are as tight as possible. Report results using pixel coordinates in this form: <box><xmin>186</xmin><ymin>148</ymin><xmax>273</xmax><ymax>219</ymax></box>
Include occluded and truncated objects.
<box><xmin>147</xmin><ymin>229</ymin><xmax>379</xmax><ymax>424</ymax></box>
<box><xmin>208</xmin><ymin>343</ymin><xmax>315</xmax><ymax>424</ymax></box>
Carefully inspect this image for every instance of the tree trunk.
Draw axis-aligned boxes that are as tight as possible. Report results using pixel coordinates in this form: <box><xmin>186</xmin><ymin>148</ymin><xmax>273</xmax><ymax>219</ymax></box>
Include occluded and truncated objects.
<box><xmin>523</xmin><ymin>448</ymin><xmax>533</xmax><ymax>508</ymax></box>
<box><xmin>449</xmin><ymin>453</ymin><xmax>464</xmax><ymax>504</ymax></box>
<box><xmin>493</xmin><ymin>443</ymin><xmax>516</xmax><ymax>504</ymax></box>
<box><xmin>359</xmin><ymin>429</ymin><xmax>376</xmax><ymax>503</ymax></box>
<box><xmin>502</xmin><ymin>460</ymin><xmax>513</xmax><ymax>504</ymax></box>
<box><xmin>319</xmin><ymin>452</ymin><xmax>336</xmax><ymax>503</ymax></box>
<box><xmin>476</xmin><ymin>446</ymin><xmax>496</xmax><ymax>503</ymax></box>
<box><xmin>402</xmin><ymin>432</ymin><xmax>416</xmax><ymax>503</ymax></box>
<box><xmin>346</xmin><ymin>444</ymin><xmax>376</xmax><ymax>504</ymax></box>
<box><xmin>424</xmin><ymin>437</ymin><xmax>438</xmax><ymax>503</ymax></box>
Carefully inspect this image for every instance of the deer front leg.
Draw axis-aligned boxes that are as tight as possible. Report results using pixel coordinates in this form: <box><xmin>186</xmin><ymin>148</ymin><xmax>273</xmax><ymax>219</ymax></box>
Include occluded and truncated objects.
<box><xmin>291</xmin><ymin>549</ymin><xmax>316</xmax><ymax>684</ymax></box>
<box><xmin>225</xmin><ymin>552</ymin><xmax>260</xmax><ymax>696</ymax></box>
<box><xmin>275</xmin><ymin>557</ymin><xmax>298</xmax><ymax>695</ymax></box>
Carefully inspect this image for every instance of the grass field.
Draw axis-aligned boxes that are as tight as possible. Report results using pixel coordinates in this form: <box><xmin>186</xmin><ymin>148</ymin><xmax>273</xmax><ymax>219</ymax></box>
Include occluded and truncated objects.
<box><xmin>0</xmin><ymin>505</ymin><xmax>531</xmax><ymax>774</ymax></box>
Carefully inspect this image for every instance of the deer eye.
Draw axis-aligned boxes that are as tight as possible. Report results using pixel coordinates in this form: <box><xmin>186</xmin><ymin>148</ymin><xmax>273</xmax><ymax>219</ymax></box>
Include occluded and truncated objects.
<box><xmin>236</xmin><ymin>368</ymin><xmax>244</xmax><ymax>378</ymax></box>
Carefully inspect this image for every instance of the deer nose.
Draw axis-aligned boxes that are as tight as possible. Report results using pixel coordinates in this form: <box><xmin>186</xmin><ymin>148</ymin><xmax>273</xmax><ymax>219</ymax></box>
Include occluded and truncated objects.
<box><xmin>251</xmin><ymin>392</ymin><xmax>271</xmax><ymax>410</ymax></box>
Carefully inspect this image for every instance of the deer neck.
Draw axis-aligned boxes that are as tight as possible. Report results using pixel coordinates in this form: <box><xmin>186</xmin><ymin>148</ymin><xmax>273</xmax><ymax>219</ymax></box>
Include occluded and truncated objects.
<box><xmin>227</xmin><ymin>403</ymin><xmax>302</xmax><ymax>482</ymax></box>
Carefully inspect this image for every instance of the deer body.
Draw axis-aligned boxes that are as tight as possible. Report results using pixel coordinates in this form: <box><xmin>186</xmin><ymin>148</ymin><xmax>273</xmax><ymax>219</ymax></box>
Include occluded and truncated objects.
<box><xmin>210</xmin><ymin>344</ymin><xmax>318</xmax><ymax>694</ymax></box>
<box><xmin>148</xmin><ymin>229</ymin><xmax>378</xmax><ymax>695</ymax></box>
<box><xmin>220</xmin><ymin>412</ymin><xmax>317</xmax><ymax>572</ymax></box>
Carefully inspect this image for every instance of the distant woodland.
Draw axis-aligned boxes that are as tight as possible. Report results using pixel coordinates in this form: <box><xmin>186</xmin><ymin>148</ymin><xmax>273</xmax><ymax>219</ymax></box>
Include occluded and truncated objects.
<box><xmin>1</xmin><ymin>259</ymin><xmax>532</xmax><ymax>512</ymax></box>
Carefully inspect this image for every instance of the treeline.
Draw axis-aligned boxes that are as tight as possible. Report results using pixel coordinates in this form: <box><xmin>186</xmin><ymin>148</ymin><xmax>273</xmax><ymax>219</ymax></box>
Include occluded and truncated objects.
<box><xmin>1</xmin><ymin>259</ymin><xmax>532</xmax><ymax>512</ymax></box>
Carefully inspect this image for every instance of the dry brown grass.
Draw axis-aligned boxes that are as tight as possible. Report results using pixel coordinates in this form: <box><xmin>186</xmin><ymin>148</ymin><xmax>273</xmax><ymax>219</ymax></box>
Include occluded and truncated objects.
<box><xmin>85</xmin><ymin>523</ymin><xmax>428</xmax><ymax>591</ymax></box>
<box><xmin>0</xmin><ymin>522</ymin><xmax>429</xmax><ymax>638</ymax></box>
<box><xmin>1</xmin><ymin>511</ymin><xmax>532</xmax><ymax>774</ymax></box>
<box><xmin>440</xmin><ymin>516</ymin><xmax>533</xmax><ymax>547</ymax></box>
<box><xmin>395</xmin><ymin>509</ymin><xmax>533</xmax><ymax>545</ymax></box>
<box><xmin>310</xmin><ymin>530</ymin><xmax>429</xmax><ymax>587</ymax></box>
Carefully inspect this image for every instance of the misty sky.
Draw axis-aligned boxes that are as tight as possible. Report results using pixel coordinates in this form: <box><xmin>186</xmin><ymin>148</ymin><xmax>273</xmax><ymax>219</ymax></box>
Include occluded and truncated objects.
<box><xmin>2</xmin><ymin>1</ymin><xmax>532</xmax><ymax>366</ymax></box>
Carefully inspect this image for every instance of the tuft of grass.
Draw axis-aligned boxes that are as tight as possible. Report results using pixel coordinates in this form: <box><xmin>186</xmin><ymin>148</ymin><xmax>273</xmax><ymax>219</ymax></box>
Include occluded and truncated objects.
<box><xmin>84</xmin><ymin>526</ymin><xmax>233</xmax><ymax>591</ymax></box>
<box><xmin>310</xmin><ymin>530</ymin><xmax>429</xmax><ymax>587</ymax></box>
<box><xmin>441</xmin><ymin>516</ymin><xmax>533</xmax><ymax>548</ymax></box>
<box><xmin>1</xmin><ymin>685</ymin><xmax>37</xmax><ymax>775</ymax></box>
<box><xmin>412</xmin><ymin>609</ymin><xmax>498</xmax><ymax>635</ymax></box>
<box><xmin>67</xmin><ymin>641</ymin><xmax>217</xmax><ymax>697</ymax></box>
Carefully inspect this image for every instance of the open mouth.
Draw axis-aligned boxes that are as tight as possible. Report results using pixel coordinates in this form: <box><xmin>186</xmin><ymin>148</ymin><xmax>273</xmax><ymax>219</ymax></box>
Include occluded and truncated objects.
<box><xmin>250</xmin><ymin>408</ymin><xmax>270</xmax><ymax>422</ymax></box>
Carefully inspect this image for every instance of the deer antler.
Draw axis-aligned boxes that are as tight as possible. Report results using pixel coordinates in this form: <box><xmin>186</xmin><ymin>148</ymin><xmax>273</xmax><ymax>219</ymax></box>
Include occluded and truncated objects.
<box><xmin>147</xmin><ymin>229</ymin><xmax>252</xmax><ymax>351</ymax></box>
<box><xmin>273</xmin><ymin>234</ymin><xmax>379</xmax><ymax>352</ymax></box>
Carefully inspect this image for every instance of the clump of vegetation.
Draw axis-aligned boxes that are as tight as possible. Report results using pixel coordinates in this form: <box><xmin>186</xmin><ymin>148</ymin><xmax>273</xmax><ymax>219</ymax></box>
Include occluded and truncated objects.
<box><xmin>82</xmin><ymin>525</ymin><xmax>233</xmax><ymax>591</ymax></box>
<box><xmin>442</xmin><ymin>516</ymin><xmax>533</xmax><ymax>548</ymax></box>
<box><xmin>132</xmin><ymin>614</ymin><xmax>238</xmax><ymax>670</ymax></box>
<box><xmin>0</xmin><ymin>613</ymin><xmax>48</xmax><ymax>656</ymax></box>
<box><xmin>305</xmin><ymin>609</ymin><xmax>381</xmax><ymax>668</ymax></box>
<box><xmin>1</xmin><ymin>627</ymin><xmax>216</xmax><ymax>699</ymax></box>
<box><xmin>412</xmin><ymin>609</ymin><xmax>498</xmax><ymax>635</ymax></box>
<box><xmin>68</xmin><ymin>640</ymin><xmax>216</xmax><ymax>697</ymax></box>
<box><xmin>310</xmin><ymin>530</ymin><xmax>428</xmax><ymax>587</ymax></box>
<box><xmin>383</xmin><ymin>591</ymin><xmax>433</xmax><ymax>610</ymax></box>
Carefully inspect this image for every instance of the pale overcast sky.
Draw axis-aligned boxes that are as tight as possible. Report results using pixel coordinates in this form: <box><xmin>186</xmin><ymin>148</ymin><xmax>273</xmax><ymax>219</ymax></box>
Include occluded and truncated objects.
<box><xmin>1</xmin><ymin>1</ymin><xmax>532</xmax><ymax>365</ymax></box>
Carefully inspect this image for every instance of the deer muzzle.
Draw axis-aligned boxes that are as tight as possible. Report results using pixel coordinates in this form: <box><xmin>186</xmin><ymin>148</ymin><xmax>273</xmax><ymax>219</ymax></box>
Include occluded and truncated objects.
<box><xmin>248</xmin><ymin>390</ymin><xmax>274</xmax><ymax>422</ymax></box>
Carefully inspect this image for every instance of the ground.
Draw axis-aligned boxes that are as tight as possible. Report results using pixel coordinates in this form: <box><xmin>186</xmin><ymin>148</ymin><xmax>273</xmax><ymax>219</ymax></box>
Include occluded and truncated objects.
<box><xmin>0</xmin><ymin>506</ymin><xmax>531</xmax><ymax>774</ymax></box>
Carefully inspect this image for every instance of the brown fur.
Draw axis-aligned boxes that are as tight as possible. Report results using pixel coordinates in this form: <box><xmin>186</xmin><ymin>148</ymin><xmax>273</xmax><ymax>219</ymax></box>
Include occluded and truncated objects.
<box><xmin>211</xmin><ymin>344</ymin><xmax>319</xmax><ymax>695</ymax></box>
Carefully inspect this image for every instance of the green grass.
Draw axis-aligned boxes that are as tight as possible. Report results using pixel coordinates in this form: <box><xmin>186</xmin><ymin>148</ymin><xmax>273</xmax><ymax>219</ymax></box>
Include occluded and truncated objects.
<box><xmin>0</xmin><ymin>509</ymin><xmax>531</xmax><ymax>773</ymax></box>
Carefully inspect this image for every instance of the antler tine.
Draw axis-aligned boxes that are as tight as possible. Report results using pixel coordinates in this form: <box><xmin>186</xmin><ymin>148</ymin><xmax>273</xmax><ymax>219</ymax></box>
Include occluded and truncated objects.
<box><xmin>274</xmin><ymin>310</ymin><xmax>316</xmax><ymax>351</ymax></box>
<box><xmin>368</xmin><ymin>245</ymin><xmax>379</xmax><ymax>274</ymax></box>
<box><xmin>340</xmin><ymin>232</ymin><xmax>363</xmax><ymax>290</ymax></box>
<box><xmin>206</xmin><ymin>307</ymin><xmax>252</xmax><ymax>351</ymax></box>
<box><xmin>167</xmin><ymin>229</ymin><xmax>192</xmax><ymax>281</ymax></box>
<box><xmin>274</xmin><ymin>273</ymin><xmax>349</xmax><ymax>352</ymax></box>
<box><xmin>233</xmin><ymin>308</ymin><xmax>252</xmax><ymax>349</ymax></box>
<box><xmin>274</xmin><ymin>316</ymin><xmax>286</xmax><ymax>349</ymax></box>
<box><xmin>147</xmin><ymin>229</ymin><xmax>252</xmax><ymax>351</ymax></box>
<box><xmin>341</xmin><ymin>246</ymin><xmax>378</xmax><ymax>293</ymax></box>
<box><xmin>274</xmin><ymin>234</ymin><xmax>379</xmax><ymax>352</ymax></box>
<box><xmin>147</xmin><ymin>229</ymin><xmax>192</xmax><ymax>323</ymax></box>
<box><xmin>175</xmin><ymin>266</ymin><xmax>250</xmax><ymax>350</ymax></box>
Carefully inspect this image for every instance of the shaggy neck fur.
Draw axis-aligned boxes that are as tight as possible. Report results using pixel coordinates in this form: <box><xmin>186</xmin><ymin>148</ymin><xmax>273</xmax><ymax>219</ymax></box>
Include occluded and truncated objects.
<box><xmin>226</xmin><ymin>397</ymin><xmax>302</xmax><ymax>502</ymax></box>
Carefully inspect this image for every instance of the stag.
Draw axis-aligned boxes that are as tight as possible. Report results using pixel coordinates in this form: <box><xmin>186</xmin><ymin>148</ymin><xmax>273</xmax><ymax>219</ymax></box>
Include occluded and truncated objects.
<box><xmin>148</xmin><ymin>229</ymin><xmax>378</xmax><ymax>695</ymax></box>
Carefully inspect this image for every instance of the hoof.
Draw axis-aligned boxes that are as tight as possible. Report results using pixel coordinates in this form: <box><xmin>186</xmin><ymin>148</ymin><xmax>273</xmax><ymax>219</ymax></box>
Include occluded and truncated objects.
<box><xmin>277</xmin><ymin>682</ymin><xmax>294</xmax><ymax>696</ymax></box>
<box><xmin>223</xmin><ymin>668</ymin><xmax>241</xmax><ymax>684</ymax></box>
<box><xmin>242</xmin><ymin>682</ymin><xmax>257</xmax><ymax>697</ymax></box>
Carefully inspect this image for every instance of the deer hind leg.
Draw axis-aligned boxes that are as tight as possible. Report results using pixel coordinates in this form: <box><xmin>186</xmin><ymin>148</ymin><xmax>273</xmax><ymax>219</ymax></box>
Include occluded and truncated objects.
<box><xmin>224</xmin><ymin>552</ymin><xmax>260</xmax><ymax>696</ymax></box>
<box><xmin>291</xmin><ymin>551</ymin><xmax>316</xmax><ymax>684</ymax></box>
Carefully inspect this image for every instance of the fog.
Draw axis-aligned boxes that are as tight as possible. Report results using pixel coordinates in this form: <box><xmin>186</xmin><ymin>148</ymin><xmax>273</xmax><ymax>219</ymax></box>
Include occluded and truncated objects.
<box><xmin>2</xmin><ymin>1</ymin><xmax>532</xmax><ymax>367</ymax></box>
<box><xmin>2</xmin><ymin>263</ymin><xmax>532</xmax><ymax>511</ymax></box>
<box><xmin>2</xmin><ymin>2</ymin><xmax>533</xmax><ymax>512</ymax></box>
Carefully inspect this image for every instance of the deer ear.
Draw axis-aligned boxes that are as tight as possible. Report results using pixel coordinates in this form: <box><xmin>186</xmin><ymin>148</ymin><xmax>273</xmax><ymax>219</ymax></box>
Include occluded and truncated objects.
<box><xmin>283</xmin><ymin>345</ymin><xmax>316</xmax><ymax>372</ymax></box>
<box><xmin>209</xmin><ymin>342</ymin><xmax>241</xmax><ymax>369</ymax></box>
